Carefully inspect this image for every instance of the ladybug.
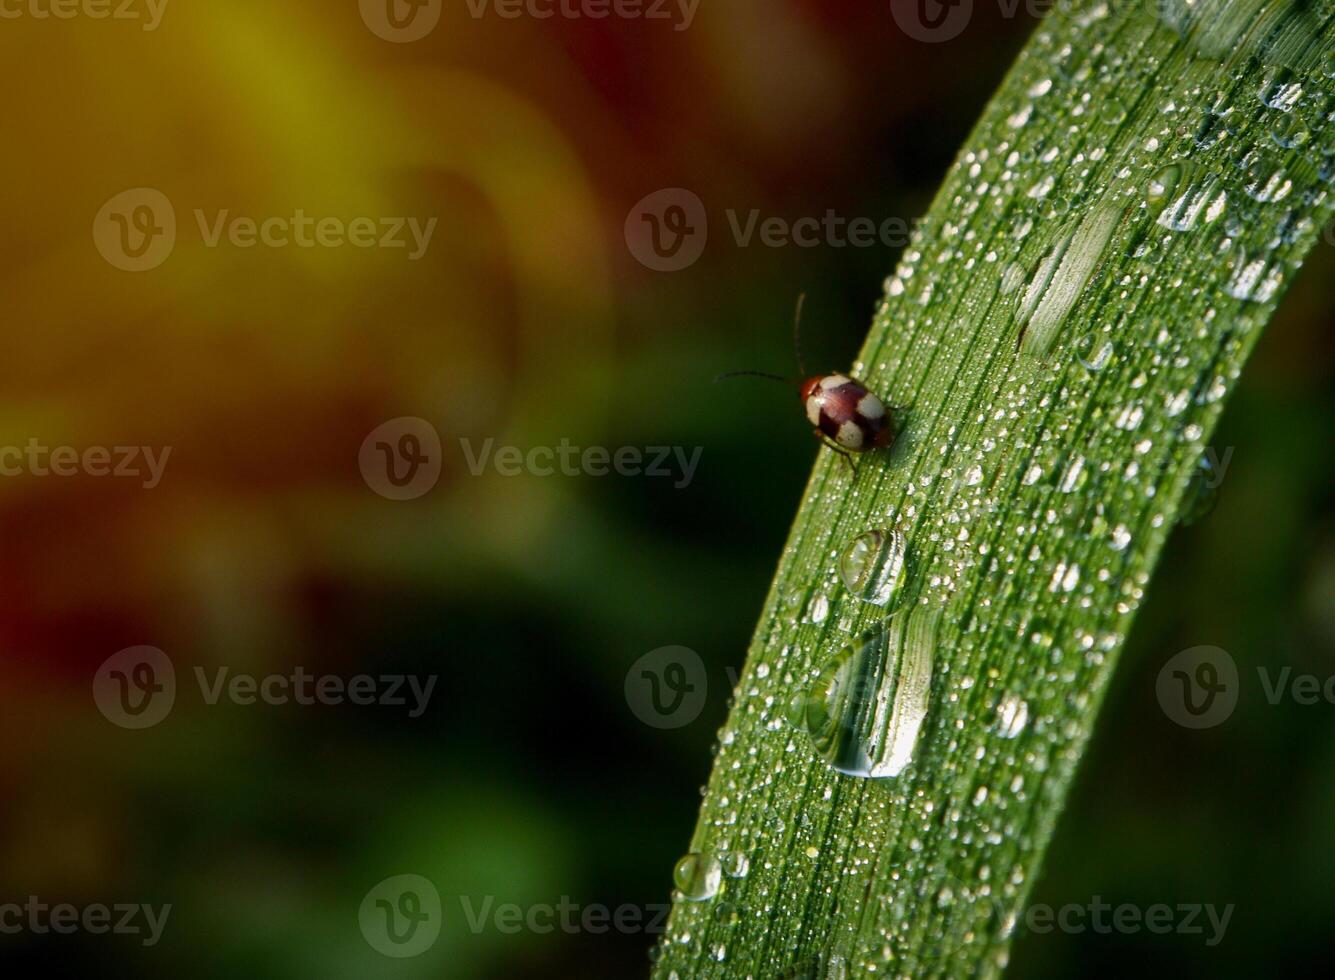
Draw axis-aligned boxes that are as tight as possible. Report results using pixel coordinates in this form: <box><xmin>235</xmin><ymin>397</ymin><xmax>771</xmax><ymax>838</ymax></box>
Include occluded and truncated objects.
<box><xmin>718</xmin><ymin>295</ymin><xmax>901</xmax><ymax>467</ymax></box>
<box><xmin>801</xmin><ymin>373</ymin><xmax>896</xmax><ymax>454</ymax></box>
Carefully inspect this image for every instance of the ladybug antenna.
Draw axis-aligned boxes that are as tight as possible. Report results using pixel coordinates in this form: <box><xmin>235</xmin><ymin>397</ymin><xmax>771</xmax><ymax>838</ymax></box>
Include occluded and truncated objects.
<box><xmin>714</xmin><ymin>370</ymin><xmax>794</xmax><ymax>385</ymax></box>
<box><xmin>792</xmin><ymin>292</ymin><xmax>809</xmax><ymax>378</ymax></box>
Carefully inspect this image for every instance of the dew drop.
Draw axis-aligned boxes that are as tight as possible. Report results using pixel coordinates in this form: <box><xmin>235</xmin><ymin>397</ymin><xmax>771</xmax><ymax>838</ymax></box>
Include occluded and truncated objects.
<box><xmin>673</xmin><ymin>853</ymin><xmax>722</xmax><ymax>902</ymax></box>
<box><xmin>712</xmin><ymin>901</ymin><xmax>740</xmax><ymax>925</ymax></box>
<box><xmin>1181</xmin><ymin>452</ymin><xmax>1223</xmax><ymax>525</ymax></box>
<box><xmin>721</xmin><ymin>851</ymin><xmax>750</xmax><ymax>879</ymax></box>
<box><xmin>999</xmin><ymin>262</ymin><xmax>1028</xmax><ymax>294</ymax></box>
<box><xmin>1156</xmin><ymin>181</ymin><xmax>1227</xmax><ymax>232</ymax></box>
<box><xmin>785</xmin><ymin>691</ymin><xmax>809</xmax><ymax>731</ymax></box>
<box><xmin>1074</xmin><ymin>333</ymin><xmax>1115</xmax><ymax>371</ymax></box>
<box><xmin>1259</xmin><ymin>71</ymin><xmax>1303</xmax><ymax>111</ymax></box>
<box><xmin>1271</xmin><ymin>113</ymin><xmax>1310</xmax><ymax>148</ymax></box>
<box><xmin>1019</xmin><ymin>202</ymin><xmax>1121</xmax><ymax>357</ymax></box>
<box><xmin>802</xmin><ymin>607</ymin><xmax>940</xmax><ymax>779</ymax></box>
<box><xmin>1058</xmin><ymin>456</ymin><xmax>1087</xmax><ymax>493</ymax></box>
<box><xmin>1145</xmin><ymin>164</ymin><xmax>1181</xmax><ymax>209</ymax></box>
<box><xmin>808</xmin><ymin>593</ymin><xmax>830</xmax><ymax>624</ymax></box>
<box><xmin>994</xmin><ymin>696</ymin><xmax>1030</xmax><ymax>739</ymax></box>
<box><xmin>839</xmin><ymin>528</ymin><xmax>909</xmax><ymax>608</ymax></box>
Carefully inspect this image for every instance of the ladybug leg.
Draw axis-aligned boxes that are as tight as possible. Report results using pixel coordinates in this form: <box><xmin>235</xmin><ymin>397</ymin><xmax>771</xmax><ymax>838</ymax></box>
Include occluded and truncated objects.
<box><xmin>812</xmin><ymin>431</ymin><xmax>858</xmax><ymax>474</ymax></box>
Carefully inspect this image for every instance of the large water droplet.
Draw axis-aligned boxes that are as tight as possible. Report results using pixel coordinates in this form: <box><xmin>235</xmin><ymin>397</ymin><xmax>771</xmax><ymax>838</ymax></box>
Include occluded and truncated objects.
<box><xmin>999</xmin><ymin>262</ymin><xmax>1027</xmax><ymax>295</ymax></box>
<box><xmin>1259</xmin><ymin>69</ymin><xmax>1303</xmax><ymax>111</ymax></box>
<box><xmin>673</xmin><ymin>852</ymin><xmax>722</xmax><ymax>901</ymax></box>
<box><xmin>1146</xmin><ymin>164</ymin><xmax>1181</xmax><ymax>210</ymax></box>
<box><xmin>1156</xmin><ymin>180</ymin><xmax>1227</xmax><ymax>232</ymax></box>
<box><xmin>838</xmin><ymin>528</ymin><xmax>908</xmax><ymax>607</ymax></box>
<box><xmin>1019</xmin><ymin>202</ymin><xmax>1121</xmax><ymax>358</ymax></box>
<box><xmin>1271</xmin><ymin>113</ymin><xmax>1310</xmax><ymax>148</ymax></box>
<box><xmin>785</xmin><ymin>691</ymin><xmax>808</xmax><ymax>730</ymax></box>
<box><xmin>802</xmin><ymin>607</ymin><xmax>940</xmax><ymax>778</ymax></box>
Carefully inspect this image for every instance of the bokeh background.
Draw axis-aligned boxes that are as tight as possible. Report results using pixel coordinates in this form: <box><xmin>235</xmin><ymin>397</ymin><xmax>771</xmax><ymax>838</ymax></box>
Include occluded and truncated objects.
<box><xmin>0</xmin><ymin>1</ymin><xmax>1331</xmax><ymax>977</ymax></box>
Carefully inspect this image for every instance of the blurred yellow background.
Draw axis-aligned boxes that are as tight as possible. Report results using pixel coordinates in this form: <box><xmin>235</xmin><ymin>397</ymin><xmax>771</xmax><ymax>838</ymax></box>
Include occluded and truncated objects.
<box><xmin>0</xmin><ymin>2</ymin><xmax>1331</xmax><ymax>977</ymax></box>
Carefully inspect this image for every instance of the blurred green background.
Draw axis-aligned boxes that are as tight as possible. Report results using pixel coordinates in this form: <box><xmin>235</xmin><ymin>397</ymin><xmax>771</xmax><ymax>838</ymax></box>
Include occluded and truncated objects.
<box><xmin>0</xmin><ymin>2</ymin><xmax>1330</xmax><ymax>977</ymax></box>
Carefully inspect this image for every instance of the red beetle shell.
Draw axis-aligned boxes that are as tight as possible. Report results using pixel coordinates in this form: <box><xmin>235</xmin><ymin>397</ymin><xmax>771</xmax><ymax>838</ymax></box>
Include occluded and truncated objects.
<box><xmin>800</xmin><ymin>374</ymin><xmax>895</xmax><ymax>452</ymax></box>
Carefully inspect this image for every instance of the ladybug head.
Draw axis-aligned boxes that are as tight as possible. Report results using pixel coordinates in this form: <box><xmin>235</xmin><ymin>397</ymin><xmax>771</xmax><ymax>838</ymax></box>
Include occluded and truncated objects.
<box><xmin>799</xmin><ymin>377</ymin><xmax>823</xmax><ymax>402</ymax></box>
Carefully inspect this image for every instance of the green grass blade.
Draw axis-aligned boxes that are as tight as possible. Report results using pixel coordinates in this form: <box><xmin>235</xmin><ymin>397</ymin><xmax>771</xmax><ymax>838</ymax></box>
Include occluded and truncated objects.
<box><xmin>653</xmin><ymin>2</ymin><xmax>1335</xmax><ymax>976</ymax></box>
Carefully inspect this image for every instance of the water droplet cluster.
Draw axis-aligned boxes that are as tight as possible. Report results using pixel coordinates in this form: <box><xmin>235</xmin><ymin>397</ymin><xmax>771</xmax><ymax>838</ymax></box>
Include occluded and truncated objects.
<box><xmin>654</xmin><ymin>3</ymin><xmax>1335</xmax><ymax>975</ymax></box>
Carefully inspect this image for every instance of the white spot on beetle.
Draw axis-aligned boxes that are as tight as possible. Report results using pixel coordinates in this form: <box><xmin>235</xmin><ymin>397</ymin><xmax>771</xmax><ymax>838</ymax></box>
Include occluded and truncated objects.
<box><xmin>806</xmin><ymin>396</ymin><xmax>822</xmax><ymax>426</ymax></box>
<box><xmin>837</xmin><ymin>421</ymin><xmax>864</xmax><ymax>449</ymax></box>
<box><xmin>857</xmin><ymin>393</ymin><xmax>885</xmax><ymax>420</ymax></box>
<box><xmin>820</xmin><ymin>375</ymin><xmax>851</xmax><ymax>390</ymax></box>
